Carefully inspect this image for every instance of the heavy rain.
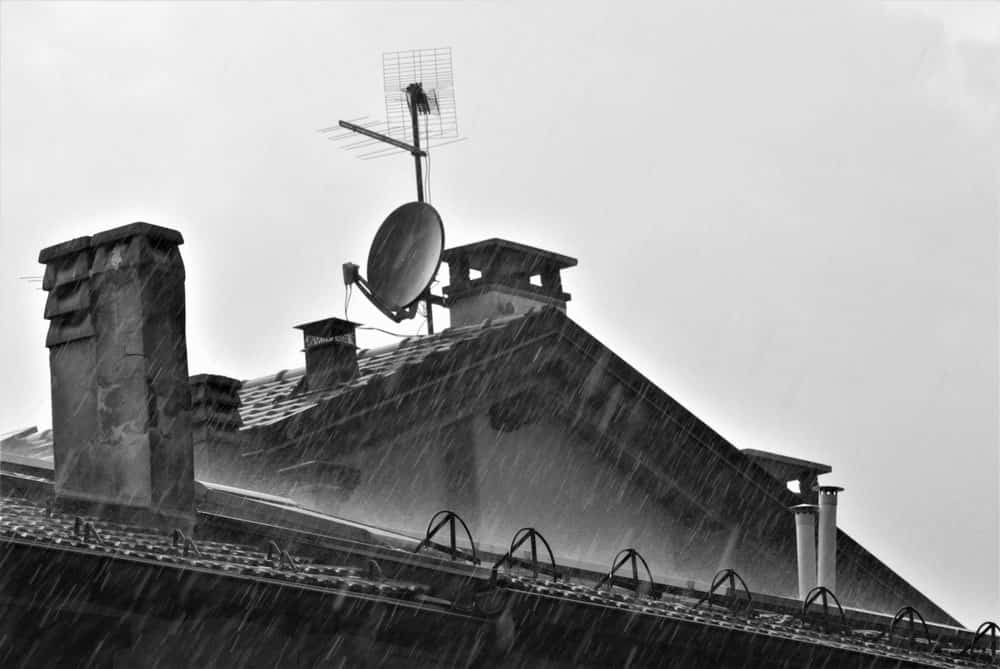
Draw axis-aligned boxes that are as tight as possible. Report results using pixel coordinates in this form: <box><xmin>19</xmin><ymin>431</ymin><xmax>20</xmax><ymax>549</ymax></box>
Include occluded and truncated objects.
<box><xmin>1</xmin><ymin>2</ymin><xmax>998</xmax><ymax>667</ymax></box>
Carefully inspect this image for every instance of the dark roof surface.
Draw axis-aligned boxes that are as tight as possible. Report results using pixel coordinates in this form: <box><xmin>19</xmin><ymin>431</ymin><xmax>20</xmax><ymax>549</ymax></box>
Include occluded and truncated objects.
<box><xmin>0</xmin><ymin>489</ymin><xmax>991</xmax><ymax>668</ymax></box>
<box><xmin>0</xmin><ymin>495</ymin><xmax>425</xmax><ymax>598</ymax></box>
<box><xmin>0</xmin><ymin>308</ymin><xmax>968</xmax><ymax>631</ymax></box>
<box><xmin>239</xmin><ymin>313</ymin><xmax>530</xmax><ymax>428</ymax></box>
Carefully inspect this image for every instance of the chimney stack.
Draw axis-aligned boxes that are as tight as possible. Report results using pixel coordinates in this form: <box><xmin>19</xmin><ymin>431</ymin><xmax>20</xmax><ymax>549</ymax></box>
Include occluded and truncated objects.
<box><xmin>790</xmin><ymin>504</ymin><xmax>818</xmax><ymax>600</ymax></box>
<box><xmin>441</xmin><ymin>239</ymin><xmax>577</xmax><ymax>327</ymax></box>
<box><xmin>817</xmin><ymin>485</ymin><xmax>844</xmax><ymax>593</ymax></box>
<box><xmin>294</xmin><ymin>317</ymin><xmax>360</xmax><ymax>391</ymax></box>
<box><xmin>190</xmin><ymin>374</ymin><xmax>243</xmax><ymax>440</ymax></box>
<box><xmin>39</xmin><ymin>223</ymin><xmax>195</xmax><ymax>530</ymax></box>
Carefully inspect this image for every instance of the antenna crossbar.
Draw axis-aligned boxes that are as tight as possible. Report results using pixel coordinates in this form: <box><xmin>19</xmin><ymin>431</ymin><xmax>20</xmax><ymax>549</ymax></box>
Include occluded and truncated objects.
<box><xmin>337</xmin><ymin>121</ymin><xmax>425</xmax><ymax>157</ymax></box>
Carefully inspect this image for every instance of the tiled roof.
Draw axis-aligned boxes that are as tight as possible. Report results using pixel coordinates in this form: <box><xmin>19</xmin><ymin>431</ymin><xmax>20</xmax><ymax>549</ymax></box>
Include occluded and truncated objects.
<box><xmin>0</xmin><ymin>494</ymin><xmax>427</xmax><ymax>600</ymax></box>
<box><xmin>0</xmin><ymin>308</ymin><xmax>977</xmax><ymax>636</ymax></box>
<box><xmin>238</xmin><ymin>312</ymin><xmax>534</xmax><ymax>429</ymax></box>
<box><xmin>0</xmin><ymin>427</ymin><xmax>53</xmax><ymax>462</ymax></box>
<box><xmin>0</xmin><ymin>427</ymin><xmax>54</xmax><ymax>471</ymax></box>
<box><xmin>0</xmin><ymin>313</ymin><xmax>536</xmax><ymax>445</ymax></box>
<box><xmin>0</xmin><ymin>492</ymin><xmax>994</xmax><ymax>667</ymax></box>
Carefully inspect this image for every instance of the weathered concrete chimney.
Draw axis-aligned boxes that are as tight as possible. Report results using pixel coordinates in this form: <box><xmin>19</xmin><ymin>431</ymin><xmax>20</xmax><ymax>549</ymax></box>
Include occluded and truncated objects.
<box><xmin>294</xmin><ymin>317</ymin><xmax>359</xmax><ymax>390</ymax></box>
<box><xmin>39</xmin><ymin>223</ymin><xmax>195</xmax><ymax>529</ymax></box>
<box><xmin>790</xmin><ymin>504</ymin><xmax>818</xmax><ymax>600</ymax></box>
<box><xmin>817</xmin><ymin>485</ymin><xmax>844</xmax><ymax>593</ymax></box>
<box><xmin>441</xmin><ymin>239</ymin><xmax>577</xmax><ymax>327</ymax></box>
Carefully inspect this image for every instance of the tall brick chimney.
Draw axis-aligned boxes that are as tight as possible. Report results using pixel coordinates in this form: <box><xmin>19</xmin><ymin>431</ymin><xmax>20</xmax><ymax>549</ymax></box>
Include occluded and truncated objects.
<box><xmin>441</xmin><ymin>239</ymin><xmax>577</xmax><ymax>327</ymax></box>
<box><xmin>39</xmin><ymin>223</ymin><xmax>195</xmax><ymax>530</ymax></box>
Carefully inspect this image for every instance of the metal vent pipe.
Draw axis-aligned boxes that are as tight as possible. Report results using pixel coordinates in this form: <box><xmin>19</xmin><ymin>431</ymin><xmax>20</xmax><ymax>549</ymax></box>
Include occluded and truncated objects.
<box><xmin>817</xmin><ymin>486</ymin><xmax>844</xmax><ymax>593</ymax></box>
<box><xmin>790</xmin><ymin>504</ymin><xmax>818</xmax><ymax>599</ymax></box>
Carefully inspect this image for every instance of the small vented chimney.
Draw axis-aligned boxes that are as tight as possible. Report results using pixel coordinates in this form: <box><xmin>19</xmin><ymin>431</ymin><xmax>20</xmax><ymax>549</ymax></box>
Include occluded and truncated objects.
<box><xmin>295</xmin><ymin>317</ymin><xmax>360</xmax><ymax>390</ymax></box>
<box><xmin>39</xmin><ymin>223</ymin><xmax>195</xmax><ymax>530</ymax></box>
<box><xmin>790</xmin><ymin>504</ymin><xmax>818</xmax><ymax>600</ymax></box>
<box><xmin>441</xmin><ymin>239</ymin><xmax>577</xmax><ymax>327</ymax></box>
<box><xmin>817</xmin><ymin>485</ymin><xmax>844</xmax><ymax>593</ymax></box>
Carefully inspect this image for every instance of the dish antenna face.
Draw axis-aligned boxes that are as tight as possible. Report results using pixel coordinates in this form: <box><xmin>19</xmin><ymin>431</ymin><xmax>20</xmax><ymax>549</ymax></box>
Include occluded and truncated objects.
<box><xmin>342</xmin><ymin>201</ymin><xmax>446</xmax><ymax>330</ymax></box>
<box><xmin>366</xmin><ymin>202</ymin><xmax>444</xmax><ymax>312</ymax></box>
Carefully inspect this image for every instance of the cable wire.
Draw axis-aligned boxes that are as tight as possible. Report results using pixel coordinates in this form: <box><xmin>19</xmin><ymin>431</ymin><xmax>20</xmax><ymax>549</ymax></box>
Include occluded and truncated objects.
<box><xmin>424</xmin><ymin>116</ymin><xmax>432</xmax><ymax>203</ymax></box>
<box><xmin>359</xmin><ymin>325</ymin><xmax>419</xmax><ymax>338</ymax></box>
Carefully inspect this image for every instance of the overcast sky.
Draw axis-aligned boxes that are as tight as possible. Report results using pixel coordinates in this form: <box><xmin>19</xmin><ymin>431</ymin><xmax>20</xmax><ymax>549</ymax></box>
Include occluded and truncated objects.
<box><xmin>1</xmin><ymin>1</ymin><xmax>997</xmax><ymax>626</ymax></box>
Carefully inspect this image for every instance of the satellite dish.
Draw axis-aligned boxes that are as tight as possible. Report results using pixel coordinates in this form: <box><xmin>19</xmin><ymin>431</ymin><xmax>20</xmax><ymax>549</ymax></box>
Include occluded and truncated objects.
<box><xmin>332</xmin><ymin>47</ymin><xmax>461</xmax><ymax>334</ymax></box>
<box><xmin>342</xmin><ymin>201</ymin><xmax>446</xmax><ymax>331</ymax></box>
<box><xmin>367</xmin><ymin>202</ymin><xmax>444</xmax><ymax>311</ymax></box>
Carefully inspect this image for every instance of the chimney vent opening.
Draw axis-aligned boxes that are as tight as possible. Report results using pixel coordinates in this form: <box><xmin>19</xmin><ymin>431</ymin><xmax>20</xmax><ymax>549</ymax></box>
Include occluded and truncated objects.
<box><xmin>441</xmin><ymin>238</ymin><xmax>577</xmax><ymax>327</ymax></box>
<box><xmin>294</xmin><ymin>317</ymin><xmax>360</xmax><ymax>391</ymax></box>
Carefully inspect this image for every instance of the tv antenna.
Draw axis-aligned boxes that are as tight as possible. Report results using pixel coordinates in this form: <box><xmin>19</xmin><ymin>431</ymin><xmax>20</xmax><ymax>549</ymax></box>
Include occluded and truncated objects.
<box><xmin>321</xmin><ymin>47</ymin><xmax>464</xmax><ymax>198</ymax></box>
<box><xmin>327</xmin><ymin>48</ymin><xmax>462</xmax><ymax>334</ymax></box>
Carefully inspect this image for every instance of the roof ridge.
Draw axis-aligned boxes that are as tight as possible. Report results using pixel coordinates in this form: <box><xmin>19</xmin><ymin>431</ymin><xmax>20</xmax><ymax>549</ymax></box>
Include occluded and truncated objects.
<box><xmin>0</xmin><ymin>426</ymin><xmax>38</xmax><ymax>443</ymax></box>
<box><xmin>241</xmin><ymin>366</ymin><xmax>306</xmax><ymax>388</ymax></box>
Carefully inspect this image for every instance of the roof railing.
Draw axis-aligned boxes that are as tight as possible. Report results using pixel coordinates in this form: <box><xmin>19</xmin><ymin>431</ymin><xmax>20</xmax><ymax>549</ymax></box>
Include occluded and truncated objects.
<box><xmin>266</xmin><ymin>541</ymin><xmax>300</xmax><ymax>572</ymax></box>
<box><xmin>800</xmin><ymin>586</ymin><xmax>847</xmax><ymax>633</ymax></box>
<box><xmin>413</xmin><ymin>509</ymin><xmax>480</xmax><ymax>564</ymax></box>
<box><xmin>887</xmin><ymin>606</ymin><xmax>935</xmax><ymax>651</ymax></box>
<box><xmin>491</xmin><ymin>527</ymin><xmax>559</xmax><ymax>583</ymax></box>
<box><xmin>696</xmin><ymin>569</ymin><xmax>753</xmax><ymax>616</ymax></box>
<box><xmin>172</xmin><ymin>529</ymin><xmax>201</xmax><ymax>557</ymax></box>
<box><xmin>596</xmin><ymin>548</ymin><xmax>660</xmax><ymax>598</ymax></box>
<box><xmin>962</xmin><ymin>621</ymin><xmax>999</xmax><ymax>660</ymax></box>
<box><xmin>73</xmin><ymin>516</ymin><xmax>105</xmax><ymax>546</ymax></box>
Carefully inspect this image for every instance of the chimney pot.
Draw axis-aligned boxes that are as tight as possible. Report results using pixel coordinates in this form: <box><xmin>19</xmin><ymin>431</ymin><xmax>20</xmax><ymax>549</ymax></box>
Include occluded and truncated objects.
<box><xmin>817</xmin><ymin>485</ymin><xmax>844</xmax><ymax>593</ymax></box>
<box><xmin>790</xmin><ymin>504</ymin><xmax>819</xmax><ymax>600</ymax></box>
<box><xmin>294</xmin><ymin>317</ymin><xmax>360</xmax><ymax>390</ymax></box>
<box><xmin>441</xmin><ymin>239</ymin><xmax>577</xmax><ymax>327</ymax></box>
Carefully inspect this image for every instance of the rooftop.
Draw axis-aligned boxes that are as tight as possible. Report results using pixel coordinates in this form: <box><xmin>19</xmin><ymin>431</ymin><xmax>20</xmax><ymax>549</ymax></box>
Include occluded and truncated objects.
<box><xmin>1</xmin><ymin>478</ymin><xmax>994</xmax><ymax>668</ymax></box>
<box><xmin>1</xmin><ymin>307</ymin><xmax>971</xmax><ymax>632</ymax></box>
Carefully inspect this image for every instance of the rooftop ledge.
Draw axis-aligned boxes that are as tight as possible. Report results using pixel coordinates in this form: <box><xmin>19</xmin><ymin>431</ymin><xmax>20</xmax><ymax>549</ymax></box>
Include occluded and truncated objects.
<box><xmin>741</xmin><ymin>448</ymin><xmax>832</xmax><ymax>483</ymax></box>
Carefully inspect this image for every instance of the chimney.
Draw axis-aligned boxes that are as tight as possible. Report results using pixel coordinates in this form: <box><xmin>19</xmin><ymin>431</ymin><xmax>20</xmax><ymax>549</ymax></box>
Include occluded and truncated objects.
<box><xmin>817</xmin><ymin>485</ymin><xmax>844</xmax><ymax>593</ymax></box>
<box><xmin>790</xmin><ymin>504</ymin><xmax>818</xmax><ymax>600</ymax></box>
<box><xmin>441</xmin><ymin>239</ymin><xmax>577</xmax><ymax>327</ymax></box>
<box><xmin>294</xmin><ymin>317</ymin><xmax>360</xmax><ymax>390</ymax></box>
<box><xmin>39</xmin><ymin>223</ymin><xmax>195</xmax><ymax>530</ymax></box>
<box><xmin>190</xmin><ymin>374</ymin><xmax>243</xmax><ymax>441</ymax></box>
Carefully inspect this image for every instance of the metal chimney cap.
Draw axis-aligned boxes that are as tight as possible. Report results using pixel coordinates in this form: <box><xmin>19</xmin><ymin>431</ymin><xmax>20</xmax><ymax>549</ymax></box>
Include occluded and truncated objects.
<box><xmin>294</xmin><ymin>317</ymin><xmax>362</xmax><ymax>336</ymax></box>
<box><xmin>818</xmin><ymin>486</ymin><xmax>845</xmax><ymax>495</ymax></box>
<box><xmin>789</xmin><ymin>504</ymin><xmax>820</xmax><ymax>514</ymax></box>
<box><xmin>441</xmin><ymin>238</ymin><xmax>578</xmax><ymax>270</ymax></box>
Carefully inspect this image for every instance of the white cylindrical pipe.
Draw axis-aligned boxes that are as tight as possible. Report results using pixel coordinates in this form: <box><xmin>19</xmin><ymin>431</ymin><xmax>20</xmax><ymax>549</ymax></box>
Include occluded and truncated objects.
<box><xmin>790</xmin><ymin>504</ymin><xmax>818</xmax><ymax>600</ymax></box>
<box><xmin>817</xmin><ymin>486</ymin><xmax>844</xmax><ymax>593</ymax></box>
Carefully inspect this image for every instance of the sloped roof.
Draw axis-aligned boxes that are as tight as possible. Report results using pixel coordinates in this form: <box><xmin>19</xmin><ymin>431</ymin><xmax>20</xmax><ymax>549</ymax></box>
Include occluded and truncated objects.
<box><xmin>238</xmin><ymin>313</ymin><xmax>531</xmax><ymax>429</ymax></box>
<box><xmin>0</xmin><ymin>488</ymin><xmax>989</xmax><ymax>668</ymax></box>
<box><xmin>0</xmin><ymin>307</ymin><xmax>963</xmax><ymax>628</ymax></box>
<box><xmin>222</xmin><ymin>308</ymin><xmax>966</xmax><ymax>630</ymax></box>
<box><xmin>0</xmin><ymin>313</ymin><xmax>532</xmax><ymax>443</ymax></box>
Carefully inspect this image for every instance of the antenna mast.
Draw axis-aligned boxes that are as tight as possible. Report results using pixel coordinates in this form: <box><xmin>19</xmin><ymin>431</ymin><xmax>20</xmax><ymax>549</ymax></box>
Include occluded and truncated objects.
<box><xmin>325</xmin><ymin>48</ymin><xmax>462</xmax><ymax>335</ymax></box>
<box><xmin>407</xmin><ymin>83</ymin><xmax>427</xmax><ymax>203</ymax></box>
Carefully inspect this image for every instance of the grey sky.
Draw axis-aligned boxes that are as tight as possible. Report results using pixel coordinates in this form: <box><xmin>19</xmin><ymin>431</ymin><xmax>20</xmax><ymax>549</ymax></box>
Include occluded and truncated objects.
<box><xmin>1</xmin><ymin>1</ymin><xmax>997</xmax><ymax>626</ymax></box>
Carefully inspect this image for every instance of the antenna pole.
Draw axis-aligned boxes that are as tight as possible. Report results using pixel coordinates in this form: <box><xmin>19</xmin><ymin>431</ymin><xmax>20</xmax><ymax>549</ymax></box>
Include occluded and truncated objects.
<box><xmin>406</xmin><ymin>83</ymin><xmax>434</xmax><ymax>333</ymax></box>
<box><xmin>425</xmin><ymin>296</ymin><xmax>435</xmax><ymax>334</ymax></box>
<box><xmin>407</xmin><ymin>84</ymin><xmax>425</xmax><ymax>203</ymax></box>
